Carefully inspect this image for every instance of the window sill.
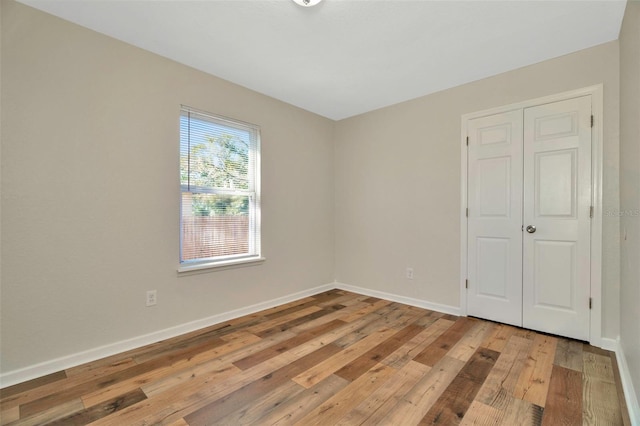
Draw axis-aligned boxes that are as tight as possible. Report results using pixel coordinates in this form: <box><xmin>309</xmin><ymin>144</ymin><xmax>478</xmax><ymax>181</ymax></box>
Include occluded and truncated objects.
<box><xmin>178</xmin><ymin>257</ymin><xmax>266</xmax><ymax>275</ymax></box>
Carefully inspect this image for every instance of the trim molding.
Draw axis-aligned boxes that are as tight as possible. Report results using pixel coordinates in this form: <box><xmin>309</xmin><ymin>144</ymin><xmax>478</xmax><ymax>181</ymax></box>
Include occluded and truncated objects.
<box><xmin>0</xmin><ymin>282</ymin><xmax>335</xmax><ymax>388</ymax></box>
<box><xmin>334</xmin><ymin>282</ymin><xmax>461</xmax><ymax>316</ymax></box>
<box><xmin>600</xmin><ymin>337</ymin><xmax>618</xmax><ymax>352</ymax></box>
<box><xmin>615</xmin><ymin>337</ymin><xmax>640</xmax><ymax>425</ymax></box>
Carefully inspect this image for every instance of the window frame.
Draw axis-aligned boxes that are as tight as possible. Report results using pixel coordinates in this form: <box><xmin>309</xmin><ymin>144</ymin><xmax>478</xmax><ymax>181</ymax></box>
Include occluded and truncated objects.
<box><xmin>178</xmin><ymin>106</ymin><xmax>263</xmax><ymax>273</ymax></box>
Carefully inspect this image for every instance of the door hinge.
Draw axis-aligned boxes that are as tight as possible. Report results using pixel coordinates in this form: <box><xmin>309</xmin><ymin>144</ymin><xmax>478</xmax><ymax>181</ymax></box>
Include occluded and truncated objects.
<box><xmin>590</xmin><ymin>206</ymin><xmax>594</xmax><ymax>218</ymax></box>
<box><xmin>466</xmin><ymin>136</ymin><xmax>469</xmax><ymax>146</ymax></box>
<box><xmin>465</xmin><ymin>279</ymin><xmax>468</xmax><ymax>289</ymax></box>
<box><xmin>589</xmin><ymin>297</ymin><xmax>592</xmax><ymax>309</ymax></box>
<box><xmin>591</xmin><ymin>115</ymin><xmax>594</xmax><ymax>128</ymax></box>
<box><xmin>466</xmin><ymin>208</ymin><xmax>469</xmax><ymax>217</ymax></box>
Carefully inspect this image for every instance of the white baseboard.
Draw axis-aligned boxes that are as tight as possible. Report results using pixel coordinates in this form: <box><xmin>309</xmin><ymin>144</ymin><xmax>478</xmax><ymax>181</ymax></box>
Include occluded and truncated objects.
<box><xmin>614</xmin><ymin>337</ymin><xmax>640</xmax><ymax>425</ymax></box>
<box><xmin>334</xmin><ymin>281</ymin><xmax>461</xmax><ymax>316</ymax></box>
<box><xmin>0</xmin><ymin>282</ymin><xmax>335</xmax><ymax>388</ymax></box>
<box><xmin>600</xmin><ymin>337</ymin><xmax>618</xmax><ymax>352</ymax></box>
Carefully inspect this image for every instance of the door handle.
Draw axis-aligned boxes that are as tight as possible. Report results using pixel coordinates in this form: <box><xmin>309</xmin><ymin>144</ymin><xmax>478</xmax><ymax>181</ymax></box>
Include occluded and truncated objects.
<box><xmin>526</xmin><ymin>225</ymin><xmax>536</xmax><ymax>233</ymax></box>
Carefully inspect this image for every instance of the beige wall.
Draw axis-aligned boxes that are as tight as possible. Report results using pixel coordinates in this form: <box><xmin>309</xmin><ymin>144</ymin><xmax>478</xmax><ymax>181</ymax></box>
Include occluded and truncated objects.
<box><xmin>334</xmin><ymin>42</ymin><xmax>621</xmax><ymax>338</ymax></box>
<box><xmin>619</xmin><ymin>0</ymin><xmax>640</xmax><ymax>404</ymax></box>
<box><xmin>0</xmin><ymin>1</ymin><xmax>335</xmax><ymax>373</ymax></box>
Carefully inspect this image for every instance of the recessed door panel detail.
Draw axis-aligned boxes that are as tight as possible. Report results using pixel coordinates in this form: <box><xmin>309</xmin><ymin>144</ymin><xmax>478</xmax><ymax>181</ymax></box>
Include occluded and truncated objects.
<box><xmin>534</xmin><ymin>111</ymin><xmax>578</xmax><ymax>141</ymax></box>
<box><xmin>534</xmin><ymin>240</ymin><xmax>575</xmax><ymax>310</ymax></box>
<box><xmin>478</xmin><ymin>124</ymin><xmax>511</xmax><ymax>146</ymax></box>
<box><xmin>476</xmin><ymin>237</ymin><xmax>509</xmax><ymax>299</ymax></box>
<box><xmin>477</xmin><ymin>157</ymin><xmax>511</xmax><ymax>218</ymax></box>
<box><xmin>535</xmin><ymin>149</ymin><xmax>577</xmax><ymax>218</ymax></box>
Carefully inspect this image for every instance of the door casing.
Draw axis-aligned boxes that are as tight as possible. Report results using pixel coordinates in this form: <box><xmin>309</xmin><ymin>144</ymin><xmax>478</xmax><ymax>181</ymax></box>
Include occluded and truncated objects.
<box><xmin>459</xmin><ymin>85</ymin><xmax>604</xmax><ymax>347</ymax></box>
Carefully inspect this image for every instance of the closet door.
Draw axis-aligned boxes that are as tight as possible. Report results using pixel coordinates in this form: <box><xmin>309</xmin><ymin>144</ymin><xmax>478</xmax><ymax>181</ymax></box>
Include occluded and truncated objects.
<box><xmin>522</xmin><ymin>96</ymin><xmax>592</xmax><ymax>341</ymax></box>
<box><xmin>467</xmin><ymin>110</ymin><xmax>523</xmax><ymax>327</ymax></box>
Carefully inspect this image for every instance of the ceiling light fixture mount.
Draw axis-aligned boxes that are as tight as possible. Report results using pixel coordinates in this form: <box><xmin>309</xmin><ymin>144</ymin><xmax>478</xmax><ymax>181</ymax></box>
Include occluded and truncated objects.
<box><xmin>292</xmin><ymin>0</ymin><xmax>322</xmax><ymax>7</ymax></box>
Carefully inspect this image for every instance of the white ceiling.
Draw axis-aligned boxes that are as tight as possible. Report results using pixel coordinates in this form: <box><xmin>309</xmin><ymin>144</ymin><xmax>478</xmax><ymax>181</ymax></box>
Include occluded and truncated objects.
<box><xmin>19</xmin><ymin>0</ymin><xmax>627</xmax><ymax>120</ymax></box>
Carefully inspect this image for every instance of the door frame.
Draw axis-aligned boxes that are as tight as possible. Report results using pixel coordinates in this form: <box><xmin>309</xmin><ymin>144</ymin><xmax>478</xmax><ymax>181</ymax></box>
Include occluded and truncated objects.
<box><xmin>459</xmin><ymin>84</ymin><xmax>604</xmax><ymax>347</ymax></box>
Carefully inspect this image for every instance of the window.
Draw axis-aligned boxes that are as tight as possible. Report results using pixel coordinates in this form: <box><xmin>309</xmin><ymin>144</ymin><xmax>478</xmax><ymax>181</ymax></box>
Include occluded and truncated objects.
<box><xmin>179</xmin><ymin>106</ymin><xmax>261</xmax><ymax>269</ymax></box>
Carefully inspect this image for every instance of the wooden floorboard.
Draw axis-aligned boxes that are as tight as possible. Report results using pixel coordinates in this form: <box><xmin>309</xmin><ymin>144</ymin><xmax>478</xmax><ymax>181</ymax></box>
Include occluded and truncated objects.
<box><xmin>0</xmin><ymin>289</ymin><xmax>629</xmax><ymax>425</ymax></box>
<box><xmin>419</xmin><ymin>347</ymin><xmax>499</xmax><ymax>425</ymax></box>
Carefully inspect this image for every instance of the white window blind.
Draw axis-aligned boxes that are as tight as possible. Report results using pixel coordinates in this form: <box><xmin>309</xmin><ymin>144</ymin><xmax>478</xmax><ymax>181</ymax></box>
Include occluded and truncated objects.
<box><xmin>179</xmin><ymin>107</ymin><xmax>260</xmax><ymax>265</ymax></box>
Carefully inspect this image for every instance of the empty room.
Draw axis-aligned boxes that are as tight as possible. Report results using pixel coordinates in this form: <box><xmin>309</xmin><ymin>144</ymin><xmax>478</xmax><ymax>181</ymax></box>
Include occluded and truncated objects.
<box><xmin>1</xmin><ymin>0</ymin><xmax>639</xmax><ymax>424</ymax></box>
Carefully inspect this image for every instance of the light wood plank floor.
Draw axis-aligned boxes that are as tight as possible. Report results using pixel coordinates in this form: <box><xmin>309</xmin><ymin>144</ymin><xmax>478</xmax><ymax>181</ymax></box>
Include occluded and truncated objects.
<box><xmin>0</xmin><ymin>289</ymin><xmax>631</xmax><ymax>425</ymax></box>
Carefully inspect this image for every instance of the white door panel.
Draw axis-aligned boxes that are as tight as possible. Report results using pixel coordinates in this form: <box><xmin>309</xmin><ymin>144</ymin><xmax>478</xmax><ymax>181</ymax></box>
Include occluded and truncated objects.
<box><xmin>466</xmin><ymin>95</ymin><xmax>592</xmax><ymax>341</ymax></box>
<box><xmin>536</xmin><ymin>149</ymin><xmax>577</xmax><ymax>217</ymax></box>
<box><xmin>477</xmin><ymin>157</ymin><xmax>512</xmax><ymax>217</ymax></box>
<box><xmin>467</xmin><ymin>110</ymin><xmax>523</xmax><ymax>327</ymax></box>
<box><xmin>523</xmin><ymin>96</ymin><xmax>592</xmax><ymax>341</ymax></box>
<box><xmin>533</xmin><ymin>240</ymin><xmax>576</xmax><ymax>309</ymax></box>
<box><xmin>476</xmin><ymin>237</ymin><xmax>510</xmax><ymax>299</ymax></box>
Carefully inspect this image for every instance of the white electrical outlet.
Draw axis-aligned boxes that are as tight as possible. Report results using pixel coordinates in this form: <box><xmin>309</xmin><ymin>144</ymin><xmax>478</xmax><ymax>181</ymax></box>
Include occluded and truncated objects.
<box><xmin>146</xmin><ymin>290</ymin><xmax>157</xmax><ymax>307</ymax></box>
<box><xmin>406</xmin><ymin>267</ymin><xmax>414</xmax><ymax>280</ymax></box>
